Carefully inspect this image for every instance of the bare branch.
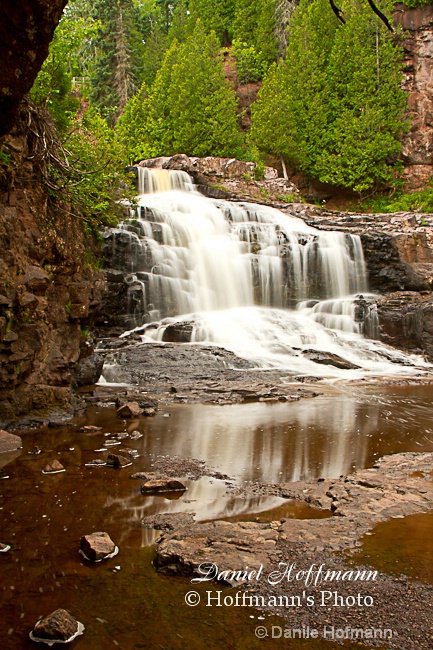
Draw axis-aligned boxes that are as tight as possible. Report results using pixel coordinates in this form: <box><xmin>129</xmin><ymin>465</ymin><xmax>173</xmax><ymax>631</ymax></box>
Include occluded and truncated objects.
<box><xmin>366</xmin><ymin>0</ymin><xmax>394</xmax><ymax>32</ymax></box>
<box><xmin>329</xmin><ymin>0</ymin><xmax>346</xmax><ymax>25</ymax></box>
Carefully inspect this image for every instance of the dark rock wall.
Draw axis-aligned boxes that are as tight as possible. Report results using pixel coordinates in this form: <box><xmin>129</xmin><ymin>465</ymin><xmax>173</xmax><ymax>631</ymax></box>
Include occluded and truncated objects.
<box><xmin>0</xmin><ymin>106</ymin><xmax>105</xmax><ymax>425</ymax></box>
<box><xmin>0</xmin><ymin>0</ymin><xmax>68</xmax><ymax>138</ymax></box>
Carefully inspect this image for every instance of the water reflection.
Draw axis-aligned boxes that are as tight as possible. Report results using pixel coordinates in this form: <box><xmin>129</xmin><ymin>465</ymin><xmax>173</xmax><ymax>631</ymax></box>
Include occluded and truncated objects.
<box><xmin>2</xmin><ymin>385</ymin><xmax>433</xmax><ymax>649</ymax></box>
<box><xmin>88</xmin><ymin>384</ymin><xmax>433</xmax><ymax>526</ymax></box>
<box><xmin>134</xmin><ymin>396</ymin><xmax>387</xmax><ymax>483</ymax></box>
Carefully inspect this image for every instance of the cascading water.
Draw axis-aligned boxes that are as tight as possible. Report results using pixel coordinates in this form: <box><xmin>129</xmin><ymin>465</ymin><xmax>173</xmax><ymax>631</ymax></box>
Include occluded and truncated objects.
<box><xmin>107</xmin><ymin>166</ymin><xmax>428</xmax><ymax>378</ymax></box>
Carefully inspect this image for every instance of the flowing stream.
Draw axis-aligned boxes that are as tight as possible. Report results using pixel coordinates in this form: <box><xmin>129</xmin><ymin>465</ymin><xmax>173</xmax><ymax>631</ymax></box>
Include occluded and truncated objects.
<box><xmin>104</xmin><ymin>167</ymin><xmax>429</xmax><ymax>379</ymax></box>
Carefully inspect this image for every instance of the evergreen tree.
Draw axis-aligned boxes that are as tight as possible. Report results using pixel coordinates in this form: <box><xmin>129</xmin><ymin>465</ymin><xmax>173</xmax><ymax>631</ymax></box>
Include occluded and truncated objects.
<box><xmin>117</xmin><ymin>21</ymin><xmax>244</xmax><ymax>160</ymax></box>
<box><xmin>232</xmin><ymin>0</ymin><xmax>278</xmax><ymax>66</ymax></box>
<box><xmin>250</xmin><ymin>0</ymin><xmax>407</xmax><ymax>193</ymax></box>
<box><xmin>89</xmin><ymin>0</ymin><xmax>145</xmax><ymax>124</ymax></box>
<box><xmin>314</xmin><ymin>0</ymin><xmax>407</xmax><ymax>192</ymax></box>
<box><xmin>188</xmin><ymin>0</ymin><xmax>236</xmax><ymax>45</ymax></box>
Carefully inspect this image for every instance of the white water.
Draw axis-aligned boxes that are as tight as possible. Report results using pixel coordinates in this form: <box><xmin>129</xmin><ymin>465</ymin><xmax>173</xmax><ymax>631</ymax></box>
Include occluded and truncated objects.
<box><xmin>114</xmin><ymin>167</ymin><xmax>430</xmax><ymax>378</ymax></box>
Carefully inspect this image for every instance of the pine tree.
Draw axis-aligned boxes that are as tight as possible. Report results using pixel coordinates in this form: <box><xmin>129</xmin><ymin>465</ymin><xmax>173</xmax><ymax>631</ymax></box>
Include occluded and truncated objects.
<box><xmin>188</xmin><ymin>0</ymin><xmax>236</xmax><ymax>45</ymax></box>
<box><xmin>89</xmin><ymin>0</ymin><xmax>145</xmax><ymax>124</ymax></box>
<box><xmin>167</xmin><ymin>21</ymin><xmax>243</xmax><ymax>155</ymax></box>
<box><xmin>314</xmin><ymin>0</ymin><xmax>407</xmax><ymax>192</ymax></box>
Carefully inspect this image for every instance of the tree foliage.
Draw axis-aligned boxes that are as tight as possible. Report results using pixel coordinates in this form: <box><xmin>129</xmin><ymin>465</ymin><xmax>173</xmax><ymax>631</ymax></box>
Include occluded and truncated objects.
<box><xmin>117</xmin><ymin>21</ymin><xmax>244</xmax><ymax>160</ymax></box>
<box><xmin>89</xmin><ymin>0</ymin><xmax>145</xmax><ymax>123</ymax></box>
<box><xmin>250</xmin><ymin>0</ymin><xmax>407</xmax><ymax>193</ymax></box>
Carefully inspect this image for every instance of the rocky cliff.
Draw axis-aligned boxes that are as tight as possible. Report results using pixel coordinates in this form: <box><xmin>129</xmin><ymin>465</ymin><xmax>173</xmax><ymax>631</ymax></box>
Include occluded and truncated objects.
<box><xmin>0</xmin><ymin>104</ymin><xmax>104</xmax><ymax>427</ymax></box>
<box><xmin>395</xmin><ymin>3</ymin><xmax>433</xmax><ymax>190</ymax></box>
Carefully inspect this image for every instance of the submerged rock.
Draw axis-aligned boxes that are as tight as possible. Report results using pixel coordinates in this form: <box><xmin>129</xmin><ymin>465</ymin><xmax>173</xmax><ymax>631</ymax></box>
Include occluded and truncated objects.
<box><xmin>80</xmin><ymin>531</ymin><xmax>117</xmax><ymax>562</ymax></box>
<box><xmin>140</xmin><ymin>478</ymin><xmax>187</xmax><ymax>494</ymax></box>
<box><xmin>30</xmin><ymin>609</ymin><xmax>84</xmax><ymax>644</ymax></box>
<box><xmin>85</xmin><ymin>459</ymin><xmax>106</xmax><ymax>467</ymax></box>
<box><xmin>78</xmin><ymin>425</ymin><xmax>102</xmax><ymax>433</ymax></box>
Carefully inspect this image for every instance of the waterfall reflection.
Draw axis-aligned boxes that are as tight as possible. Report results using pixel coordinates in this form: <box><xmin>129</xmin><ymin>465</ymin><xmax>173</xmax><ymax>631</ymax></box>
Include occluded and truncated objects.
<box><xmin>103</xmin><ymin>398</ymin><xmax>381</xmax><ymax>531</ymax></box>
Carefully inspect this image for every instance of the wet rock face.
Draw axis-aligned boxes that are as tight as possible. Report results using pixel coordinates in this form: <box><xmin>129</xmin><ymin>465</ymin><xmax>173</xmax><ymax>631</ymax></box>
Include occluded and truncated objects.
<box><xmin>0</xmin><ymin>0</ymin><xmax>68</xmax><ymax>137</ymax></box>
<box><xmin>288</xmin><ymin>205</ymin><xmax>433</xmax><ymax>358</ymax></box>
<box><xmin>377</xmin><ymin>292</ymin><xmax>433</xmax><ymax>358</ymax></box>
<box><xmin>31</xmin><ymin>608</ymin><xmax>79</xmax><ymax>642</ymax></box>
<box><xmin>0</xmin><ymin>107</ymin><xmax>104</xmax><ymax>425</ymax></box>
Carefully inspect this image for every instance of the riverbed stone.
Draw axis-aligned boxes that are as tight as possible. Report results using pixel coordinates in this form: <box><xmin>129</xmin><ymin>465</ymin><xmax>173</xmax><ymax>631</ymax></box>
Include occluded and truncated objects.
<box><xmin>153</xmin><ymin>451</ymin><xmax>433</xmax><ymax>574</ymax></box>
<box><xmin>116</xmin><ymin>402</ymin><xmax>143</xmax><ymax>418</ymax></box>
<box><xmin>31</xmin><ymin>609</ymin><xmax>79</xmax><ymax>642</ymax></box>
<box><xmin>140</xmin><ymin>478</ymin><xmax>187</xmax><ymax>494</ymax></box>
<box><xmin>0</xmin><ymin>430</ymin><xmax>22</xmax><ymax>453</ymax></box>
<box><xmin>106</xmin><ymin>453</ymin><xmax>132</xmax><ymax>468</ymax></box>
<box><xmin>43</xmin><ymin>459</ymin><xmax>65</xmax><ymax>474</ymax></box>
<box><xmin>80</xmin><ymin>531</ymin><xmax>116</xmax><ymax>561</ymax></box>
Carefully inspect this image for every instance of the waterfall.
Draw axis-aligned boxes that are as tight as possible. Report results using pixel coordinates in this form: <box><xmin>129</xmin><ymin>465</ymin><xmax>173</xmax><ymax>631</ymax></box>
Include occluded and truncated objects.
<box><xmin>108</xmin><ymin>167</ymin><xmax>428</xmax><ymax>377</ymax></box>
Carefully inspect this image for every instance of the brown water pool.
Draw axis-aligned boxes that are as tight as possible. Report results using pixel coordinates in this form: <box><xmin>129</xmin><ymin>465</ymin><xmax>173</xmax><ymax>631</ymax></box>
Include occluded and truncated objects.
<box><xmin>1</xmin><ymin>384</ymin><xmax>433</xmax><ymax>649</ymax></box>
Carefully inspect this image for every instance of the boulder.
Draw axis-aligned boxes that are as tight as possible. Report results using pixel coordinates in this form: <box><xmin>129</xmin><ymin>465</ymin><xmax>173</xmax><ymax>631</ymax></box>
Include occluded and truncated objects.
<box><xmin>73</xmin><ymin>353</ymin><xmax>104</xmax><ymax>387</ymax></box>
<box><xmin>116</xmin><ymin>402</ymin><xmax>143</xmax><ymax>418</ymax></box>
<box><xmin>143</xmin><ymin>407</ymin><xmax>157</xmax><ymax>417</ymax></box>
<box><xmin>0</xmin><ymin>430</ymin><xmax>22</xmax><ymax>454</ymax></box>
<box><xmin>140</xmin><ymin>478</ymin><xmax>187</xmax><ymax>494</ymax></box>
<box><xmin>161</xmin><ymin>321</ymin><xmax>194</xmax><ymax>343</ymax></box>
<box><xmin>30</xmin><ymin>609</ymin><xmax>83</xmax><ymax>643</ymax></box>
<box><xmin>80</xmin><ymin>531</ymin><xmax>117</xmax><ymax>562</ymax></box>
<box><xmin>116</xmin><ymin>394</ymin><xmax>158</xmax><ymax>410</ymax></box>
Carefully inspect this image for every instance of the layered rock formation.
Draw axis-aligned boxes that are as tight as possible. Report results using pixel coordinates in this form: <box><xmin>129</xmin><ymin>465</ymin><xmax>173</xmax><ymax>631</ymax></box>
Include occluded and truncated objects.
<box><xmin>0</xmin><ymin>104</ymin><xmax>104</xmax><ymax>426</ymax></box>
<box><xmin>395</xmin><ymin>3</ymin><xmax>433</xmax><ymax>189</ymax></box>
